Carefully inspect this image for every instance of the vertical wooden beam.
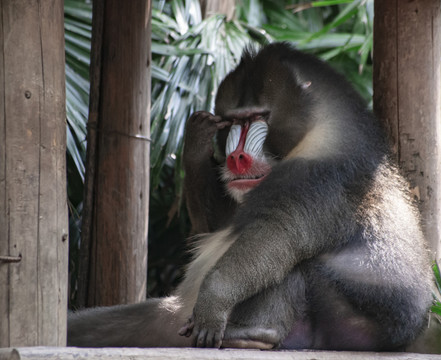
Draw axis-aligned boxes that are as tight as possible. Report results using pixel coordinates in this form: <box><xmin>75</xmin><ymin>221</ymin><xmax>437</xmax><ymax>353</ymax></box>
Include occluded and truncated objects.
<box><xmin>373</xmin><ymin>0</ymin><xmax>441</xmax><ymax>259</ymax></box>
<box><xmin>200</xmin><ymin>0</ymin><xmax>235</xmax><ymax>20</ymax></box>
<box><xmin>0</xmin><ymin>0</ymin><xmax>68</xmax><ymax>346</ymax></box>
<box><xmin>76</xmin><ymin>0</ymin><xmax>104</xmax><ymax>310</ymax></box>
<box><xmin>80</xmin><ymin>0</ymin><xmax>151</xmax><ymax>307</ymax></box>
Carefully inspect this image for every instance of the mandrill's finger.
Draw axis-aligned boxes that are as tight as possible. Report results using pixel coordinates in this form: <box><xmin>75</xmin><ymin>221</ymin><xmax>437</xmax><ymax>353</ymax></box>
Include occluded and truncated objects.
<box><xmin>212</xmin><ymin>115</ymin><xmax>232</xmax><ymax>129</ymax></box>
<box><xmin>196</xmin><ymin>328</ymin><xmax>208</xmax><ymax>348</ymax></box>
<box><xmin>216</xmin><ymin>120</ymin><xmax>233</xmax><ymax>130</ymax></box>
<box><xmin>213</xmin><ymin>330</ymin><xmax>223</xmax><ymax>349</ymax></box>
<box><xmin>187</xmin><ymin>111</ymin><xmax>207</xmax><ymax>124</ymax></box>
<box><xmin>178</xmin><ymin>318</ymin><xmax>194</xmax><ymax>337</ymax></box>
<box><xmin>189</xmin><ymin>110</ymin><xmax>212</xmax><ymax>119</ymax></box>
<box><xmin>204</xmin><ymin>328</ymin><xmax>223</xmax><ymax>348</ymax></box>
<box><xmin>177</xmin><ymin>325</ymin><xmax>189</xmax><ymax>337</ymax></box>
<box><xmin>205</xmin><ymin>329</ymin><xmax>217</xmax><ymax>348</ymax></box>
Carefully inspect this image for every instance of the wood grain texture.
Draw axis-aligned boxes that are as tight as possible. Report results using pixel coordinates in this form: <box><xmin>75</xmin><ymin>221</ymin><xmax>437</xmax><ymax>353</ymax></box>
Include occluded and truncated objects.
<box><xmin>373</xmin><ymin>0</ymin><xmax>441</xmax><ymax>258</ymax></box>
<box><xmin>0</xmin><ymin>347</ymin><xmax>439</xmax><ymax>360</ymax></box>
<box><xmin>81</xmin><ymin>0</ymin><xmax>151</xmax><ymax>307</ymax></box>
<box><xmin>0</xmin><ymin>0</ymin><xmax>68</xmax><ymax>347</ymax></box>
<box><xmin>201</xmin><ymin>0</ymin><xmax>235</xmax><ymax>20</ymax></box>
<box><xmin>76</xmin><ymin>0</ymin><xmax>105</xmax><ymax>309</ymax></box>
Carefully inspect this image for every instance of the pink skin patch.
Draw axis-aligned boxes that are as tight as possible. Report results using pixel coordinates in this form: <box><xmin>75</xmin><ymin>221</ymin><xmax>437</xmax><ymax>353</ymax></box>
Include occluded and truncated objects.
<box><xmin>223</xmin><ymin>159</ymin><xmax>272</xmax><ymax>202</ymax></box>
<box><xmin>223</xmin><ymin>119</ymin><xmax>271</xmax><ymax>201</ymax></box>
<box><xmin>226</xmin><ymin>121</ymin><xmax>252</xmax><ymax>175</ymax></box>
<box><xmin>228</xmin><ymin>175</ymin><xmax>267</xmax><ymax>191</ymax></box>
<box><xmin>226</xmin><ymin>152</ymin><xmax>253</xmax><ymax>175</ymax></box>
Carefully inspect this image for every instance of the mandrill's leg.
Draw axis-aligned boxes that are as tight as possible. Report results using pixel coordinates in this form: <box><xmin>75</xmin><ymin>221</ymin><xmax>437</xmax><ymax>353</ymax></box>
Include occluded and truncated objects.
<box><xmin>68</xmin><ymin>297</ymin><xmax>194</xmax><ymax>347</ymax></box>
<box><xmin>222</xmin><ymin>268</ymin><xmax>311</xmax><ymax>349</ymax></box>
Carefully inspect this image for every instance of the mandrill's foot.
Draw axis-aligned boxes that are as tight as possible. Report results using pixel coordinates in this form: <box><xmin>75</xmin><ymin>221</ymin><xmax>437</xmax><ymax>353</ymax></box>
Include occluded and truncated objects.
<box><xmin>222</xmin><ymin>325</ymin><xmax>280</xmax><ymax>350</ymax></box>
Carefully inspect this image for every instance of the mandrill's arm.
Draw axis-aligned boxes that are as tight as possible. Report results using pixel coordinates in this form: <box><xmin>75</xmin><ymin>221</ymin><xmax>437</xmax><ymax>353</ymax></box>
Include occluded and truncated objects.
<box><xmin>183</xmin><ymin>111</ymin><xmax>236</xmax><ymax>234</ymax></box>
<box><xmin>181</xmin><ymin>159</ymin><xmax>354</xmax><ymax>347</ymax></box>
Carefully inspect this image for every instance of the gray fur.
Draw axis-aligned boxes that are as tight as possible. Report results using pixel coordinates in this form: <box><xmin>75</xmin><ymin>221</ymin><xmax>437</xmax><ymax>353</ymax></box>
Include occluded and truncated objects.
<box><xmin>68</xmin><ymin>43</ymin><xmax>432</xmax><ymax>350</ymax></box>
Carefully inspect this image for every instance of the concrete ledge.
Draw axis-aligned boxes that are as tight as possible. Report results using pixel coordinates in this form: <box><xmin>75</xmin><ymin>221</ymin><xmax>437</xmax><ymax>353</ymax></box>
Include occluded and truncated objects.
<box><xmin>1</xmin><ymin>347</ymin><xmax>440</xmax><ymax>360</ymax></box>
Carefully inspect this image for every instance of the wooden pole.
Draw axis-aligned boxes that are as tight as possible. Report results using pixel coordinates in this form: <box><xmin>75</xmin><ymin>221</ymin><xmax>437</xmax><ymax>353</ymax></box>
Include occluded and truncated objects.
<box><xmin>79</xmin><ymin>0</ymin><xmax>151</xmax><ymax>307</ymax></box>
<box><xmin>0</xmin><ymin>0</ymin><xmax>68</xmax><ymax>346</ymax></box>
<box><xmin>373</xmin><ymin>1</ymin><xmax>441</xmax><ymax>259</ymax></box>
<box><xmin>200</xmin><ymin>0</ymin><xmax>235</xmax><ymax>20</ymax></box>
<box><xmin>76</xmin><ymin>0</ymin><xmax>104</xmax><ymax>310</ymax></box>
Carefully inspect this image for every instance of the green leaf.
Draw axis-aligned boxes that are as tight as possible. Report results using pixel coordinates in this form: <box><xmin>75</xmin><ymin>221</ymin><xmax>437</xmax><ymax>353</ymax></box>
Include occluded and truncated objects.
<box><xmin>433</xmin><ymin>261</ymin><xmax>441</xmax><ymax>295</ymax></box>
<box><xmin>64</xmin><ymin>0</ymin><xmax>92</xmax><ymax>24</ymax></box>
<box><xmin>300</xmin><ymin>0</ymin><xmax>363</xmax><ymax>45</ymax></box>
<box><xmin>312</xmin><ymin>0</ymin><xmax>354</xmax><ymax>7</ymax></box>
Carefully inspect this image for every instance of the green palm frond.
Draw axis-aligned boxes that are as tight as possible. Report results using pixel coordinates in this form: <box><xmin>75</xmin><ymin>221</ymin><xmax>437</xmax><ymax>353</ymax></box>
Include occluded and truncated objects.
<box><xmin>64</xmin><ymin>0</ymin><xmax>91</xmax><ymax>304</ymax></box>
<box><xmin>65</xmin><ymin>0</ymin><xmax>91</xmax><ymax>185</ymax></box>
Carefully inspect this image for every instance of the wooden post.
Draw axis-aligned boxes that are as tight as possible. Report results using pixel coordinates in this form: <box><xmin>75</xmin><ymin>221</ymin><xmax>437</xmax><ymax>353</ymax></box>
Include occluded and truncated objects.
<box><xmin>200</xmin><ymin>0</ymin><xmax>235</xmax><ymax>20</ymax></box>
<box><xmin>0</xmin><ymin>0</ymin><xmax>68</xmax><ymax>347</ymax></box>
<box><xmin>373</xmin><ymin>0</ymin><xmax>441</xmax><ymax>260</ymax></box>
<box><xmin>79</xmin><ymin>0</ymin><xmax>151</xmax><ymax>307</ymax></box>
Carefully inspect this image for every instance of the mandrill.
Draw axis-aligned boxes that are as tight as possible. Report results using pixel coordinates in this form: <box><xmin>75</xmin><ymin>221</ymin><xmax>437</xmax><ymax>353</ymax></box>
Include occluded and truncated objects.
<box><xmin>68</xmin><ymin>42</ymin><xmax>432</xmax><ymax>351</ymax></box>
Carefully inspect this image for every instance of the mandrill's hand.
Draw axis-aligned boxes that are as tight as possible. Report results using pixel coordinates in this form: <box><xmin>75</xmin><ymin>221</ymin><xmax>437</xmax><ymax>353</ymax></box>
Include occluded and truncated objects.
<box><xmin>183</xmin><ymin>111</ymin><xmax>231</xmax><ymax>164</ymax></box>
<box><xmin>178</xmin><ymin>273</ymin><xmax>231</xmax><ymax>348</ymax></box>
<box><xmin>178</xmin><ymin>306</ymin><xmax>228</xmax><ymax>348</ymax></box>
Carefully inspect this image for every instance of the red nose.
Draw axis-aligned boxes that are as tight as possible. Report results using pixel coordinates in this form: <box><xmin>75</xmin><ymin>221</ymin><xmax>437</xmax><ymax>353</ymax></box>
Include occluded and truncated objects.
<box><xmin>227</xmin><ymin>150</ymin><xmax>253</xmax><ymax>174</ymax></box>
